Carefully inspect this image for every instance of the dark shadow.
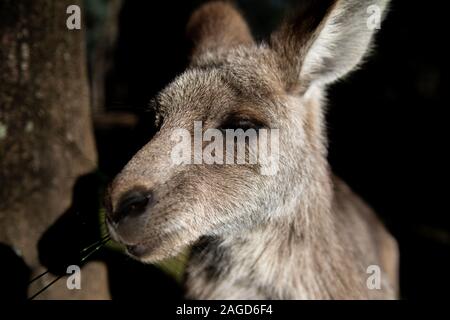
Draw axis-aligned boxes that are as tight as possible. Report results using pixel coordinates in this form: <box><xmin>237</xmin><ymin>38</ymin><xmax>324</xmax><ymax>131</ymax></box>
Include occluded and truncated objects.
<box><xmin>37</xmin><ymin>172</ymin><xmax>184</xmax><ymax>300</ymax></box>
<box><xmin>106</xmin><ymin>0</ymin><xmax>200</xmax><ymax>109</ymax></box>
<box><xmin>96</xmin><ymin>1</ymin><xmax>205</xmax><ymax>178</ymax></box>
<box><xmin>325</xmin><ymin>0</ymin><xmax>449</xmax><ymax>299</ymax></box>
<box><xmin>102</xmin><ymin>250</ymin><xmax>184</xmax><ymax>301</ymax></box>
<box><xmin>0</xmin><ymin>243</ymin><xmax>31</xmax><ymax>301</ymax></box>
<box><xmin>94</xmin><ymin>109</ymin><xmax>155</xmax><ymax>178</ymax></box>
<box><xmin>37</xmin><ymin>173</ymin><xmax>103</xmax><ymax>275</ymax></box>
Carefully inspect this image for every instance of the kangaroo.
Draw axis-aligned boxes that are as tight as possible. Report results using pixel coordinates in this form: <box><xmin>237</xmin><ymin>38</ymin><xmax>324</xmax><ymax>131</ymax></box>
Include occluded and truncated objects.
<box><xmin>105</xmin><ymin>0</ymin><xmax>398</xmax><ymax>299</ymax></box>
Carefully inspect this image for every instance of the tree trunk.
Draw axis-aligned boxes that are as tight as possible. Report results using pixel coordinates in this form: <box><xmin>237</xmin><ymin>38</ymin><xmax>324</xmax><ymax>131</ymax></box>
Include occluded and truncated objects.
<box><xmin>0</xmin><ymin>0</ymin><xmax>109</xmax><ymax>299</ymax></box>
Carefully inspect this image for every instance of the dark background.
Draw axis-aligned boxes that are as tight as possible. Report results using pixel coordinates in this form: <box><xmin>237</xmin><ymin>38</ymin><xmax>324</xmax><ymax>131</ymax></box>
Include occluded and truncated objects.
<box><xmin>92</xmin><ymin>0</ymin><xmax>448</xmax><ymax>300</ymax></box>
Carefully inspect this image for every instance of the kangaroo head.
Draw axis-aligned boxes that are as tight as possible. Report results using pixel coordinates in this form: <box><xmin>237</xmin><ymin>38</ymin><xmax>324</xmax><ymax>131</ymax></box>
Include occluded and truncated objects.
<box><xmin>106</xmin><ymin>0</ymin><xmax>389</xmax><ymax>262</ymax></box>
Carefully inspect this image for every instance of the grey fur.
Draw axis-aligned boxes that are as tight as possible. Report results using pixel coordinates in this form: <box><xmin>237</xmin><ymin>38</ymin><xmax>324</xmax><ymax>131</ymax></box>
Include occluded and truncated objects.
<box><xmin>106</xmin><ymin>0</ymin><xmax>398</xmax><ymax>299</ymax></box>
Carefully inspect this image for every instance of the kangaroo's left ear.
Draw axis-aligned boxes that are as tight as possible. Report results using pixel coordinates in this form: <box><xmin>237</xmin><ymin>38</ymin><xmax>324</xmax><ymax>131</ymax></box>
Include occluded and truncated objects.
<box><xmin>270</xmin><ymin>0</ymin><xmax>390</xmax><ymax>93</ymax></box>
<box><xmin>186</xmin><ymin>1</ymin><xmax>254</xmax><ymax>62</ymax></box>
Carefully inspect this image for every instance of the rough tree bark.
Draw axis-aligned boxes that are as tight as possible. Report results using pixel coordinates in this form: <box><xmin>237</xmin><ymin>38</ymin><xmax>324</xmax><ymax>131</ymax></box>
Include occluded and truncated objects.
<box><xmin>0</xmin><ymin>0</ymin><xmax>109</xmax><ymax>299</ymax></box>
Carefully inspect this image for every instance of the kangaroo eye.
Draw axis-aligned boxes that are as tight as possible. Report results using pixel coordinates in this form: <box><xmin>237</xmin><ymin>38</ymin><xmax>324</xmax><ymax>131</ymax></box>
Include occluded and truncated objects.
<box><xmin>219</xmin><ymin>115</ymin><xmax>266</xmax><ymax>131</ymax></box>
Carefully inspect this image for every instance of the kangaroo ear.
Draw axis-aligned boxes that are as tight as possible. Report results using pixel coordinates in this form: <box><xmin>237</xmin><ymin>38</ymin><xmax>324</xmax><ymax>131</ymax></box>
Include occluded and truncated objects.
<box><xmin>186</xmin><ymin>1</ymin><xmax>254</xmax><ymax>61</ymax></box>
<box><xmin>270</xmin><ymin>0</ymin><xmax>390</xmax><ymax>93</ymax></box>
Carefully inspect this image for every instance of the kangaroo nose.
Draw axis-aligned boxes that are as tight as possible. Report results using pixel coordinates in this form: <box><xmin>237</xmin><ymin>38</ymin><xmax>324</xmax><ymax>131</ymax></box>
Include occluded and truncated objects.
<box><xmin>111</xmin><ymin>190</ymin><xmax>153</xmax><ymax>224</ymax></box>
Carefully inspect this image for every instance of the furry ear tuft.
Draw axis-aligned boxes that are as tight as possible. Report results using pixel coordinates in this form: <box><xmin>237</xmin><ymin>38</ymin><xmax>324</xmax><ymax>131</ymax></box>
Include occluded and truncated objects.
<box><xmin>270</xmin><ymin>0</ymin><xmax>390</xmax><ymax>93</ymax></box>
<box><xmin>186</xmin><ymin>1</ymin><xmax>254</xmax><ymax>61</ymax></box>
